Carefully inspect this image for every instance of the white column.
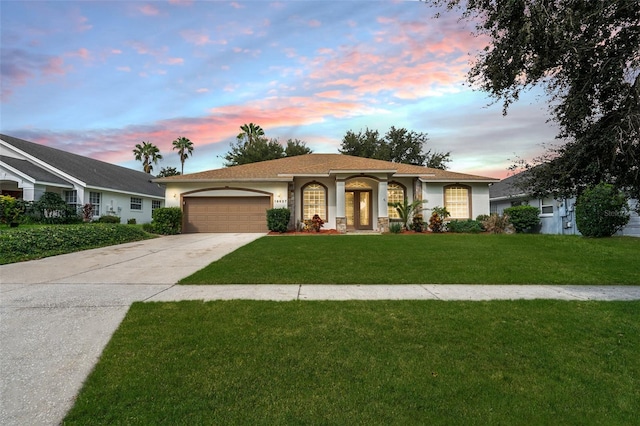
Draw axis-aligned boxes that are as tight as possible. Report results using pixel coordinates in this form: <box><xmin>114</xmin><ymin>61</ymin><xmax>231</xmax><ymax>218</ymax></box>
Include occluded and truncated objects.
<box><xmin>378</xmin><ymin>180</ymin><xmax>388</xmax><ymax>217</ymax></box>
<box><xmin>336</xmin><ymin>180</ymin><xmax>345</xmax><ymax>217</ymax></box>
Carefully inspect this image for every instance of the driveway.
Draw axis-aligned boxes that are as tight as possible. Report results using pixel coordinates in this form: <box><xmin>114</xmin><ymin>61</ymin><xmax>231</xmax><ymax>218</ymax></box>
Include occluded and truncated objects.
<box><xmin>0</xmin><ymin>233</ymin><xmax>265</xmax><ymax>426</ymax></box>
<box><xmin>2</xmin><ymin>232</ymin><xmax>640</xmax><ymax>426</ymax></box>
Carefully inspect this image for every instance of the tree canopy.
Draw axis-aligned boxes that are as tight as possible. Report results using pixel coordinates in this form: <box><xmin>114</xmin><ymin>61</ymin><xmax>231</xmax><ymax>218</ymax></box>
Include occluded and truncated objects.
<box><xmin>431</xmin><ymin>0</ymin><xmax>639</xmax><ymax>202</ymax></box>
<box><xmin>223</xmin><ymin>124</ymin><xmax>313</xmax><ymax>166</ymax></box>
<box><xmin>339</xmin><ymin>126</ymin><xmax>451</xmax><ymax>169</ymax></box>
<box><xmin>172</xmin><ymin>136</ymin><xmax>194</xmax><ymax>174</ymax></box>
<box><xmin>132</xmin><ymin>141</ymin><xmax>163</xmax><ymax>174</ymax></box>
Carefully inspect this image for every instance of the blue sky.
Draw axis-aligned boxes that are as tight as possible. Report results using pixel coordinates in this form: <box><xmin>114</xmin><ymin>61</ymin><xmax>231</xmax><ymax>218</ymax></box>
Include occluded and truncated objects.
<box><xmin>1</xmin><ymin>0</ymin><xmax>559</xmax><ymax>178</ymax></box>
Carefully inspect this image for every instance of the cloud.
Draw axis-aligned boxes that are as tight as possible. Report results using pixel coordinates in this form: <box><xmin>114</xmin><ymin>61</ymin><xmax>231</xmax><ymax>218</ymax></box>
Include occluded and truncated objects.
<box><xmin>230</xmin><ymin>2</ymin><xmax>245</xmax><ymax>9</ymax></box>
<box><xmin>180</xmin><ymin>30</ymin><xmax>227</xmax><ymax>46</ymax></box>
<box><xmin>138</xmin><ymin>4</ymin><xmax>160</xmax><ymax>16</ymax></box>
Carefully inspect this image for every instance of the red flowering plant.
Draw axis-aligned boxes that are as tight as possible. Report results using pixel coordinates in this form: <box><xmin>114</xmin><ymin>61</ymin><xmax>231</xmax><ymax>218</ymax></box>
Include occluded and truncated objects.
<box><xmin>304</xmin><ymin>214</ymin><xmax>325</xmax><ymax>232</ymax></box>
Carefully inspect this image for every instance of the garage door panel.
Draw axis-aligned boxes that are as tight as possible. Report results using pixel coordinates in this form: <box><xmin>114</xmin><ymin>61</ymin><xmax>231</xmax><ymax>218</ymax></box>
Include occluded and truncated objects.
<box><xmin>184</xmin><ymin>196</ymin><xmax>270</xmax><ymax>233</ymax></box>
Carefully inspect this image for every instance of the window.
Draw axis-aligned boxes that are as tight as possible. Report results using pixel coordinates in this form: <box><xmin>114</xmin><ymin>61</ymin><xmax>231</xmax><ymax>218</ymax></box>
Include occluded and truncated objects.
<box><xmin>444</xmin><ymin>185</ymin><xmax>470</xmax><ymax>219</ymax></box>
<box><xmin>152</xmin><ymin>200</ymin><xmax>161</xmax><ymax>210</ymax></box>
<box><xmin>540</xmin><ymin>198</ymin><xmax>554</xmax><ymax>215</ymax></box>
<box><xmin>64</xmin><ymin>190</ymin><xmax>77</xmax><ymax>205</ymax></box>
<box><xmin>89</xmin><ymin>192</ymin><xmax>101</xmax><ymax>216</ymax></box>
<box><xmin>130</xmin><ymin>197</ymin><xmax>143</xmax><ymax>210</ymax></box>
<box><xmin>302</xmin><ymin>183</ymin><xmax>327</xmax><ymax>221</ymax></box>
<box><xmin>387</xmin><ymin>182</ymin><xmax>405</xmax><ymax>219</ymax></box>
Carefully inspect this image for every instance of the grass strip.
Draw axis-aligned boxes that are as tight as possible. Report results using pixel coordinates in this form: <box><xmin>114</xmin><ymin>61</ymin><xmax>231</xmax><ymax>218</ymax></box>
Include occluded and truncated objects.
<box><xmin>64</xmin><ymin>300</ymin><xmax>640</xmax><ymax>425</ymax></box>
<box><xmin>180</xmin><ymin>234</ymin><xmax>640</xmax><ymax>284</ymax></box>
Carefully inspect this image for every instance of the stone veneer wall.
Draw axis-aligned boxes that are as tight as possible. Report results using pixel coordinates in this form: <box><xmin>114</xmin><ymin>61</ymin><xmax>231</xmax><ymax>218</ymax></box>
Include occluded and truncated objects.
<box><xmin>377</xmin><ymin>217</ymin><xmax>389</xmax><ymax>233</ymax></box>
<box><xmin>336</xmin><ymin>217</ymin><xmax>347</xmax><ymax>234</ymax></box>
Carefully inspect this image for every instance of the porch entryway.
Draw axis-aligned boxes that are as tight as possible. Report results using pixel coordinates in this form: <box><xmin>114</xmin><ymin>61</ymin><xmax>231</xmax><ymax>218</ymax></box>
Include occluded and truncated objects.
<box><xmin>345</xmin><ymin>190</ymin><xmax>372</xmax><ymax>230</ymax></box>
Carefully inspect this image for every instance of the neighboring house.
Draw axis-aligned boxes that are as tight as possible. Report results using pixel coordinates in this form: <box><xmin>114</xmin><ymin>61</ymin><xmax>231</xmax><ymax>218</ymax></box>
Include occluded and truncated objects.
<box><xmin>154</xmin><ymin>154</ymin><xmax>498</xmax><ymax>233</ymax></box>
<box><xmin>489</xmin><ymin>172</ymin><xmax>640</xmax><ymax>237</ymax></box>
<box><xmin>0</xmin><ymin>134</ymin><xmax>165</xmax><ymax>224</ymax></box>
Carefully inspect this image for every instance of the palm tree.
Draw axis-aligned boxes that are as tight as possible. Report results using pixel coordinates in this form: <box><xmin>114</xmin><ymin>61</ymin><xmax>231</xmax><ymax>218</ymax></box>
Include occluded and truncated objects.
<box><xmin>388</xmin><ymin>198</ymin><xmax>427</xmax><ymax>230</ymax></box>
<box><xmin>172</xmin><ymin>136</ymin><xmax>194</xmax><ymax>174</ymax></box>
<box><xmin>237</xmin><ymin>123</ymin><xmax>265</xmax><ymax>145</ymax></box>
<box><xmin>133</xmin><ymin>141</ymin><xmax>163</xmax><ymax>174</ymax></box>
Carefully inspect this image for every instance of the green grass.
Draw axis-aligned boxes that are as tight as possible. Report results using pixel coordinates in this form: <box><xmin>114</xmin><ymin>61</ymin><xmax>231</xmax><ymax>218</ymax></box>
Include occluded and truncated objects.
<box><xmin>64</xmin><ymin>300</ymin><xmax>640</xmax><ymax>425</ymax></box>
<box><xmin>180</xmin><ymin>234</ymin><xmax>640</xmax><ymax>284</ymax></box>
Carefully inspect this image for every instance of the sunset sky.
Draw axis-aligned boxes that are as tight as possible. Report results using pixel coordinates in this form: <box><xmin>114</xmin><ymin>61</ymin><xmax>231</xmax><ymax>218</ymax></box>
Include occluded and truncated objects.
<box><xmin>1</xmin><ymin>0</ymin><xmax>560</xmax><ymax>178</ymax></box>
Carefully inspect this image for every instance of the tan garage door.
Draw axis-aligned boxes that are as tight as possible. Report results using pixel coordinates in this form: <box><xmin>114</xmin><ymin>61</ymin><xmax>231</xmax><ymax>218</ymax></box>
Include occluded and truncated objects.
<box><xmin>183</xmin><ymin>196</ymin><xmax>270</xmax><ymax>233</ymax></box>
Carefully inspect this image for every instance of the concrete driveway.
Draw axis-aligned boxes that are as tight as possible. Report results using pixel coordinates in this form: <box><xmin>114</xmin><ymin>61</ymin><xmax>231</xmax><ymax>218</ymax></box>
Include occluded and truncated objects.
<box><xmin>0</xmin><ymin>233</ymin><xmax>265</xmax><ymax>426</ymax></box>
<box><xmin>2</xmin><ymin>232</ymin><xmax>640</xmax><ymax>426</ymax></box>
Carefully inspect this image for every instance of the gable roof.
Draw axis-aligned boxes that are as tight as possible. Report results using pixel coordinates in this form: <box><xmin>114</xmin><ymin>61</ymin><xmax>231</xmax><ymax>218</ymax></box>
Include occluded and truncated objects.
<box><xmin>489</xmin><ymin>172</ymin><xmax>529</xmax><ymax>200</ymax></box>
<box><xmin>154</xmin><ymin>154</ymin><xmax>498</xmax><ymax>183</ymax></box>
<box><xmin>1</xmin><ymin>134</ymin><xmax>164</xmax><ymax>197</ymax></box>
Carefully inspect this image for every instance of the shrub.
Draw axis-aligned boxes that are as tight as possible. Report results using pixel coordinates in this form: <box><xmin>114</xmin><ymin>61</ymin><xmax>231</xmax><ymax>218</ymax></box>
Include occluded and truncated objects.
<box><xmin>389</xmin><ymin>222</ymin><xmax>403</xmax><ymax>233</ymax></box>
<box><xmin>142</xmin><ymin>223</ymin><xmax>155</xmax><ymax>233</ymax></box>
<box><xmin>127</xmin><ymin>218</ymin><xmax>137</xmax><ymax>225</ymax></box>
<box><xmin>266</xmin><ymin>208</ymin><xmax>291</xmax><ymax>233</ymax></box>
<box><xmin>303</xmin><ymin>214</ymin><xmax>324</xmax><ymax>232</ymax></box>
<box><xmin>32</xmin><ymin>192</ymin><xmax>80</xmax><ymax>224</ymax></box>
<box><xmin>0</xmin><ymin>224</ymin><xmax>153</xmax><ymax>264</ymax></box>
<box><xmin>575</xmin><ymin>183</ymin><xmax>630</xmax><ymax>237</ymax></box>
<box><xmin>97</xmin><ymin>215</ymin><xmax>121</xmax><ymax>224</ymax></box>
<box><xmin>0</xmin><ymin>195</ymin><xmax>23</xmax><ymax>225</ymax></box>
<box><xmin>152</xmin><ymin>207</ymin><xmax>182</xmax><ymax>235</ymax></box>
<box><xmin>503</xmin><ymin>205</ymin><xmax>541</xmax><ymax>233</ymax></box>
<box><xmin>411</xmin><ymin>214</ymin><xmax>425</xmax><ymax>232</ymax></box>
<box><xmin>428</xmin><ymin>206</ymin><xmax>450</xmax><ymax>233</ymax></box>
<box><xmin>388</xmin><ymin>199</ymin><xmax>427</xmax><ymax>230</ymax></box>
<box><xmin>482</xmin><ymin>213</ymin><xmax>515</xmax><ymax>234</ymax></box>
<box><xmin>476</xmin><ymin>214</ymin><xmax>490</xmax><ymax>223</ymax></box>
<box><xmin>447</xmin><ymin>219</ymin><xmax>483</xmax><ymax>233</ymax></box>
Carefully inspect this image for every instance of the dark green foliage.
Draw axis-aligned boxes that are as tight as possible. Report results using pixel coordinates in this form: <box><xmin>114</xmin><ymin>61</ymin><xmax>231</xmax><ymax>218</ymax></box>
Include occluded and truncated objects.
<box><xmin>266</xmin><ymin>208</ymin><xmax>290</xmax><ymax>233</ymax></box>
<box><xmin>0</xmin><ymin>224</ymin><xmax>154</xmax><ymax>264</ymax></box>
<box><xmin>447</xmin><ymin>219</ymin><xmax>483</xmax><ymax>233</ymax></box>
<box><xmin>127</xmin><ymin>218</ymin><xmax>137</xmax><ymax>225</ymax></box>
<box><xmin>389</xmin><ymin>222</ymin><xmax>403</xmax><ymax>233</ymax></box>
<box><xmin>503</xmin><ymin>205</ymin><xmax>541</xmax><ymax>233</ymax></box>
<box><xmin>152</xmin><ymin>207</ymin><xmax>182</xmax><ymax>235</ymax></box>
<box><xmin>31</xmin><ymin>192</ymin><xmax>81</xmax><ymax>224</ymax></box>
<box><xmin>96</xmin><ymin>215</ymin><xmax>120</xmax><ymax>224</ymax></box>
<box><xmin>576</xmin><ymin>183</ymin><xmax>630</xmax><ymax>237</ymax></box>
<box><xmin>339</xmin><ymin>126</ymin><xmax>451</xmax><ymax>169</ymax></box>
<box><xmin>435</xmin><ymin>0</ymin><xmax>640</xmax><ymax>205</ymax></box>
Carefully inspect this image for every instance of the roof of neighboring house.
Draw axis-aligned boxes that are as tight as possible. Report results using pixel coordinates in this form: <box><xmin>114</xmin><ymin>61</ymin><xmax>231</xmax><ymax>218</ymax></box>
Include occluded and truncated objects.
<box><xmin>489</xmin><ymin>172</ymin><xmax>529</xmax><ymax>200</ymax></box>
<box><xmin>1</xmin><ymin>134</ymin><xmax>164</xmax><ymax>197</ymax></box>
<box><xmin>1</xmin><ymin>156</ymin><xmax>71</xmax><ymax>186</ymax></box>
<box><xmin>155</xmin><ymin>154</ymin><xmax>499</xmax><ymax>183</ymax></box>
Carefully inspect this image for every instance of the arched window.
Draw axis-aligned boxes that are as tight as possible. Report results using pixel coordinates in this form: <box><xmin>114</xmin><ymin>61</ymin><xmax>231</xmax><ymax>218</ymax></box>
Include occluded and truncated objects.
<box><xmin>444</xmin><ymin>185</ymin><xmax>471</xmax><ymax>219</ymax></box>
<box><xmin>387</xmin><ymin>182</ymin><xmax>405</xmax><ymax>219</ymax></box>
<box><xmin>302</xmin><ymin>182</ymin><xmax>327</xmax><ymax>221</ymax></box>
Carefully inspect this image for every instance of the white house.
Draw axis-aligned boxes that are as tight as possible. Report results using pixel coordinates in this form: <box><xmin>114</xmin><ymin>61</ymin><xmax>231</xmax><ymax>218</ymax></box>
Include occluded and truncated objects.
<box><xmin>0</xmin><ymin>134</ymin><xmax>165</xmax><ymax>223</ymax></box>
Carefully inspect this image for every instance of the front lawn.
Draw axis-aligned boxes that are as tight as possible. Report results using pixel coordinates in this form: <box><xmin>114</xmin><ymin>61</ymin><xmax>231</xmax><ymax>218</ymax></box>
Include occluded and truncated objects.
<box><xmin>63</xmin><ymin>300</ymin><xmax>640</xmax><ymax>425</ymax></box>
<box><xmin>180</xmin><ymin>234</ymin><xmax>640</xmax><ymax>285</ymax></box>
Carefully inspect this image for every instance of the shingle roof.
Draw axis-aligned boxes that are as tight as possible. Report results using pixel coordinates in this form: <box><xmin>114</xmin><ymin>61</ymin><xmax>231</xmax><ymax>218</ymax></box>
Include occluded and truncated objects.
<box><xmin>489</xmin><ymin>172</ymin><xmax>528</xmax><ymax>199</ymax></box>
<box><xmin>1</xmin><ymin>156</ymin><xmax>71</xmax><ymax>186</ymax></box>
<box><xmin>1</xmin><ymin>134</ymin><xmax>164</xmax><ymax>197</ymax></box>
<box><xmin>155</xmin><ymin>154</ymin><xmax>498</xmax><ymax>183</ymax></box>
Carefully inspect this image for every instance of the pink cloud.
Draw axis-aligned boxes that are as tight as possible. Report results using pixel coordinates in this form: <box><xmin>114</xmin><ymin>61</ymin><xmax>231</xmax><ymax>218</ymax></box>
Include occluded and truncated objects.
<box><xmin>168</xmin><ymin>0</ymin><xmax>193</xmax><ymax>5</ymax></box>
<box><xmin>308</xmin><ymin>19</ymin><xmax>321</xmax><ymax>28</ymax></box>
<box><xmin>163</xmin><ymin>57</ymin><xmax>184</xmax><ymax>65</ymax></box>
<box><xmin>138</xmin><ymin>4</ymin><xmax>160</xmax><ymax>16</ymax></box>
<box><xmin>180</xmin><ymin>30</ymin><xmax>227</xmax><ymax>46</ymax></box>
<box><xmin>230</xmin><ymin>2</ymin><xmax>245</xmax><ymax>9</ymax></box>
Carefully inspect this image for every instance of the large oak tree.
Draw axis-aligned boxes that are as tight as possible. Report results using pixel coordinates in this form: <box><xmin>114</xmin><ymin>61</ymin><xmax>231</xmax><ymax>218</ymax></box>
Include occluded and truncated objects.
<box><xmin>431</xmin><ymin>0</ymin><xmax>639</xmax><ymax>204</ymax></box>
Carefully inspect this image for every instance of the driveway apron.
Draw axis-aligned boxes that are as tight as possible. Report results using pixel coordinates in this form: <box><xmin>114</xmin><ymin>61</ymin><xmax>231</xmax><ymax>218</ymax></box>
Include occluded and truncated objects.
<box><xmin>0</xmin><ymin>233</ymin><xmax>265</xmax><ymax>426</ymax></box>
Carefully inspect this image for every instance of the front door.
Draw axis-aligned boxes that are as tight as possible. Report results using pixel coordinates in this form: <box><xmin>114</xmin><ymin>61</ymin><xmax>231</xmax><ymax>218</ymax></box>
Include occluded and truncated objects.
<box><xmin>345</xmin><ymin>190</ymin><xmax>372</xmax><ymax>230</ymax></box>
